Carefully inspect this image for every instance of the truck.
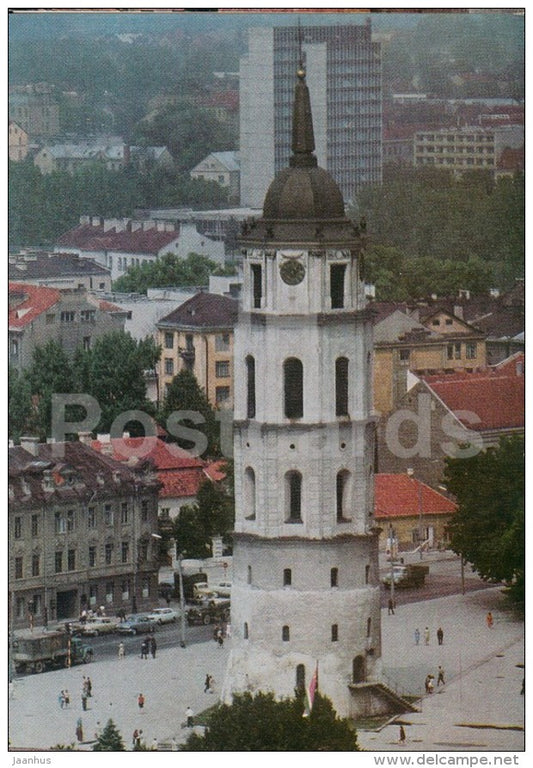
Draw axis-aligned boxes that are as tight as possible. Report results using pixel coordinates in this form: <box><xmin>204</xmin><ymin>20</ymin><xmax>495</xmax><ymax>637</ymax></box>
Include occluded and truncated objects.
<box><xmin>11</xmin><ymin>630</ymin><xmax>94</xmax><ymax>674</ymax></box>
<box><xmin>173</xmin><ymin>571</ymin><xmax>210</xmax><ymax>602</ymax></box>
<box><xmin>382</xmin><ymin>563</ymin><xmax>429</xmax><ymax>589</ymax></box>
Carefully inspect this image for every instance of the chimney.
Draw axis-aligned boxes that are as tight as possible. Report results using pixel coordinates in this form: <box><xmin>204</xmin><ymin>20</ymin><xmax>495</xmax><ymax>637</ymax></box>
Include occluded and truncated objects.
<box><xmin>142</xmin><ymin>221</ymin><xmax>155</xmax><ymax>231</ymax></box>
<box><xmin>80</xmin><ymin>215</ymin><xmax>90</xmax><ymax>225</ymax></box>
<box><xmin>103</xmin><ymin>218</ymin><xmax>116</xmax><ymax>233</ymax></box>
<box><xmin>92</xmin><ymin>216</ymin><xmax>103</xmax><ymax>227</ymax></box>
<box><xmin>453</xmin><ymin>305</ymin><xmax>464</xmax><ymax>320</ymax></box>
<box><xmin>20</xmin><ymin>436</ymin><xmax>40</xmax><ymax>456</ymax></box>
<box><xmin>131</xmin><ymin>221</ymin><xmax>142</xmax><ymax>232</ymax></box>
<box><xmin>78</xmin><ymin>431</ymin><xmax>93</xmax><ymax>446</ymax></box>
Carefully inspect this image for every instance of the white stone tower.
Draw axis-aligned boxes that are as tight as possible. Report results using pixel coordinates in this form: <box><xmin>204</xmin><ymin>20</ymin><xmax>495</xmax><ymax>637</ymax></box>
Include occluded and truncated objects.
<box><xmin>223</xmin><ymin>63</ymin><xmax>381</xmax><ymax>719</ymax></box>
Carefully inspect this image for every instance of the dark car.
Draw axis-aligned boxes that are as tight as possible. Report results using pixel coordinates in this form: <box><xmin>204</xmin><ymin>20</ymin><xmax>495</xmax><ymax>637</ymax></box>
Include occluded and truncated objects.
<box><xmin>116</xmin><ymin>614</ymin><xmax>157</xmax><ymax>635</ymax></box>
<box><xmin>186</xmin><ymin>601</ymin><xmax>230</xmax><ymax>626</ymax></box>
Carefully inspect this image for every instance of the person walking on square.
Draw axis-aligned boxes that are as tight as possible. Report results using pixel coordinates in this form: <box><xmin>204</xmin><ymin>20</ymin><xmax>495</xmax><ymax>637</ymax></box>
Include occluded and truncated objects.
<box><xmin>64</xmin><ymin>689</ymin><xmax>70</xmax><ymax>707</ymax></box>
<box><xmin>138</xmin><ymin>692</ymin><xmax>145</xmax><ymax>711</ymax></box>
<box><xmin>59</xmin><ymin>690</ymin><xmax>66</xmax><ymax>709</ymax></box>
<box><xmin>76</xmin><ymin>718</ymin><xmax>84</xmax><ymax>743</ymax></box>
<box><xmin>399</xmin><ymin>725</ymin><xmax>406</xmax><ymax>744</ymax></box>
<box><xmin>204</xmin><ymin>674</ymin><xmax>212</xmax><ymax>693</ymax></box>
<box><xmin>486</xmin><ymin>611</ymin><xmax>493</xmax><ymax>629</ymax></box>
<box><xmin>424</xmin><ymin>626</ymin><xmax>430</xmax><ymax>645</ymax></box>
<box><xmin>86</xmin><ymin>677</ymin><xmax>92</xmax><ymax>697</ymax></box>
<box><xmin>81</xmin><ymin>691</ymin><xmax>88</xmax><ymax>711</ymax></box>
<box><xmin>186</xmin><ymin>706</ymin><xmax>194</xmax><ymax>727</ymax></box>
<box><xmin>388</xmin><ymin>597</ymin><xmax>395</xmax><ymax>615</ymax></box>
<box><xmin>150</xmin><ymin>636</ymin><xmax>157</xmax><ymax>659</ymax></box>
<box><xmin>437</xmin><ymin>627</ymin><xmax>444</xmax><ymax>645</ymax></box>
<box><xmin>140</xmin><ymin>638</ymin><xmax>148</xmax><ymax>659</ymax></box>
<box><xmin>414</xmin><ymin>627</ymin><xmax>420</xmax><ymax>645</ymax></box>
<box><xmin>118</xmin><ymin>641</ymin><xmax>125</xmax><ymax>659</ymax></box>
<box><xmin>437</xmin><ymin>665</ymin><xmax>445</xmax><ymax>686</ymax></box>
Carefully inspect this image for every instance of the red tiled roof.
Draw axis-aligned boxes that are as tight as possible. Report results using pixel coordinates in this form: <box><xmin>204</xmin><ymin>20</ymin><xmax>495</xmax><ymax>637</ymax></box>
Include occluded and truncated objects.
<box><xmin>9</xmin><ymin>282</ymin><xmax>60</xmax><ymax>329</ymax></box>
<box><xmin>203</xmin><ymin>460</ymin><xmax>228</xmax><ymax>483</ymax></box>
<box><xmin>90</xmin><ymin>437</ymin><xmax>205</xmax><ymax>470</ymax></box>
<box><xmin>57</xmin><ymin>223</ymin><xmax>179</xmax><ymax>255</ymax></box>
<box><xmin>97</xmin><ymin>299</ymin><xmax>125</xmax><ymax>313</ymax></box>
<box><xmin>374</xmin><ymin>474</ymin><xmax>457</xmax><ymax>520</ymax></box>
<box><xmin>422</xmin><ymin>371</ymin><xmax>524</xmax><ymax>431</ymax></box>
<box><xmin>159</xmin><ymin>468</ymin><xmax>207</xmax><ymax>499</ymax></box>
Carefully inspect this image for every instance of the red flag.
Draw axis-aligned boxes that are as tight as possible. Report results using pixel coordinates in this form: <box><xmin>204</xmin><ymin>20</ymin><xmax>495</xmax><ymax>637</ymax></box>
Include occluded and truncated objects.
<box><xmin>304</xmin><ymin>662</ymin><xmax>318</xmax><ymax>716</ymax></box>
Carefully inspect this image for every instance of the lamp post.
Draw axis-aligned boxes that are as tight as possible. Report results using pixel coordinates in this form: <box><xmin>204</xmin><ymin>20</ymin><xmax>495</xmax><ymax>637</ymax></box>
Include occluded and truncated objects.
<box><xmin>388</xmin><ymin>524</ymin><xmax>396</xmax><ymax>607</ymax></box>
<box><xmin>407</xmin><ymin>468</ymin><xmax>424</xmax><ymax>559</ymax></box>
<box><xmin>176</xmin><ymin>549</ymin><xmax>186</xmax><ymax>648</ymax></box>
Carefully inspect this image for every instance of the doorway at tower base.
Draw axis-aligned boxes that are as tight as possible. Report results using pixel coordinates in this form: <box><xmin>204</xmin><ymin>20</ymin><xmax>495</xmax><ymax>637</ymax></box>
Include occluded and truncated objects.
<box><xmin>348</xmin><ymin>681</ymin><xmax>420</xmax><ymax>719</ymax></box>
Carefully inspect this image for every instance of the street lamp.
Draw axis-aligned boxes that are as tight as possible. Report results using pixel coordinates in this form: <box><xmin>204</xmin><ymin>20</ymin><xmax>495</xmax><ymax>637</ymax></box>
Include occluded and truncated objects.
<box><xmin>176</xmin><ymin>548</ymin><xmax>186</xmax><ymax>648</ymax></box>
<box><xmin>407</xmin><ymin>468</ymin><xmax>424</xmax><ymax>560</ymax></box>
<box><xmin>388</xmin><ymin>524</ymin><xmax>396</xmax><ymax>608</ymax></box>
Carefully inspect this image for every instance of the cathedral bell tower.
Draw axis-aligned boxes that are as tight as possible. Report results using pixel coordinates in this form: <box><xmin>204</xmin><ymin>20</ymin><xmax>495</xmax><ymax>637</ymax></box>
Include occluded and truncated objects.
<box><xmin>222</xmin><ymin>64</ymin><xmax>381</xmax><ymax>719</ymax></box>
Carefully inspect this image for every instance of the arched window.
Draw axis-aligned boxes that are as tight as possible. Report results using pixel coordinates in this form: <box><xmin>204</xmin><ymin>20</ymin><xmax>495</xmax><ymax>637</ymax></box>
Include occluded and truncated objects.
<box><xmin>282</xmin><ymin>625</ymin><xmax>290</xmax><ymax>642</ymax></box>
<box><xmin>247</xmin><ymin>565</ymin><xmax>252</xmax><ymax>585</ymax></box>
<box><xmin>331</xmin><ymin>624</ymin><xmax>339</xmax><ymax>642</ymax></box>
<box><xmin>330</xmin><ymin>264</ymin><xmax>346</xmax><ymax>308</ymax></box>
<box><xmin>246</xmin><ymin>355</ymin><xmax>256</xmax><ymax>418</ymax></box>
<box><xmin>296</xmin><ymin>664</ymin><xmax>306</xmax><ymax>692</ymax></box>
<box><xmin>365</xmin><ymin>564</ymin><xmax>370</xmax><ymax>584</ymax></box>
<box><xmin>283</xmin><ymin>568</ymin><xmax>292</xmax><ymax>586</ymax></box>
<box><xmin>251</xmin><ymin>263</ymin><xmax>262</xmax><ymax>309</ymax></box>
<box><xmin>336</xmin><ymin>470</ymin><xmax>351</xmax><ymax>521</ymax></box>
<box><xmin>367</xmin><ymin>617</ymin><xmax>372</xmax><ymax>637</ymax></box>
<box><xmin>335</xmin><ymin>357</ymin><xmax>349</xmax><ymax>416</ymax></box>
<box><xmin>284</xmin><ymin>358</ymin><xmax>303</xmax><ymax>418</ymax></box>
<box><xmin>285</xmin><ymin>471</ymin><xmax>302</xmax><ymax>522</ymax></box>
<box><xmin>330</xmin><ymin>567</ymin><xmax>339</xmax><ymax>587</ymax></box>
<box><xmin>244</xmin><ymin>467</ymin><xmax>256</xmax><ymax>520</ymax></box>
<box><xmin>244</xmin><ymin>622</ymin><xmax>249</xmax><ymax>639</ymax></box>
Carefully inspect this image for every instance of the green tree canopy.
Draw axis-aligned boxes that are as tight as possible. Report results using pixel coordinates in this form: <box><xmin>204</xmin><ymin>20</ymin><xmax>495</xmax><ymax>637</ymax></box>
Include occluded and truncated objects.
<box><xmin>112</xmin><ymin>252</ymin><xmax>235</xmax><ymax>294</ymax></box>
<box><xmin>181</xmin><ymin>691</ymin><xmax>360</xmax><ymax>751</ymax></box>
<box><xmin>444</xmin><ymin>436</ymin><xmax>525</xmax><ymax>604</ymax></box>
<box><xmin>159</xmin><ymin>368</ymin><xmax>219</xmax><ymax>457</ymax></box>
<box><xmin>92</xmin><ymin>719</ymin><xmax>126</xmax><ymax>751</ymax></box>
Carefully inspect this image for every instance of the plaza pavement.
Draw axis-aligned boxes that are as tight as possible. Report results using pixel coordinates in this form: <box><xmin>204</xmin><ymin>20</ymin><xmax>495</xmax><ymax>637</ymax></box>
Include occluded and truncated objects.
<box><xmin>8</xmin><ymin>584</ymin><xmax>524</xmax><ymax>753</ymax></box>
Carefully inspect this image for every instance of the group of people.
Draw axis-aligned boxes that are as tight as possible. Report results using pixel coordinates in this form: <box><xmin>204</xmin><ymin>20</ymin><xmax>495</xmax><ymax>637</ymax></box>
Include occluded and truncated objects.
<box><xmin>414</xmin><ymin>626</ymin><xmax>444</xmax><ymax>645</ymax></box>
<box><xmin>140</xmin><ymin>635</ymin><xmax>157</xmax><ymax>659</ymax></box>
<box><xmin>424</xmin><ymin>666</ymin><xmax>445</xmax><ymax>694</ymax></box>
<box><xmin>213</xmin><ymin>625</ymin><xmax>224</xmax><ymax>646</ymax></box>
<box><xmin>204</xmin><ymin>673</ymin><xmax>215</xmax><ymax>693</ymax></box>
<box><xmin>58</xmin><ymin>689</ymin><xmax>70</xmax><ymax>708</ymax></box>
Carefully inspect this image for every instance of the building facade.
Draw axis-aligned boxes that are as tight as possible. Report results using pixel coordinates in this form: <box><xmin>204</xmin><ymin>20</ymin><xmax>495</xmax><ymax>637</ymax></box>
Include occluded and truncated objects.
<box><xmin>8</xmin><ymin>439</ymin><xmax>161</xmax><ymax>630</ymax></box>
<box><xmin>240</xmin><ymin>21</ymin><xmax>382</xmax><ymax>208</ymax></box>
<box><xmin>190</xmin><ymin>151</ymin><xmax>240</xmax><ymax>204</ymax></box>
<box><xmin>223</xmin><ymin>65</ymin><xmax>381</xmax><ymax>719</ymax></box>
<box><xmin>8</xmin><ymin>83</ymin><xmax>60</xmax><ymax>139</ymax></box>
<box><xmin>9</xmin><ymin>121</ymin><xmax>30</xmax><ymax>162</ymax></box>
<box><xmin>157</xmin><ymin>292</ymin><xmax>238</xmax><ymax>409</ymax></box>
<box><xmin>9</xmin><ymin>252</ymin><xmax>112</xmax><ymax>292</ymax></box>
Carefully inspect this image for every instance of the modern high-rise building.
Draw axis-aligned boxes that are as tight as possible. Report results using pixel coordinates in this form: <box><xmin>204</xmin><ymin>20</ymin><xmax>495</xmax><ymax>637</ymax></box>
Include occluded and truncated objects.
<box><xmin>240</xmin><ymin>20</ymin><xmax>382</xmax><ymax>209</ymax></box>
<box><xmin>223</xmin><ymin>62</ymin><xmax>384</xmax><ymax>720</ymax></box>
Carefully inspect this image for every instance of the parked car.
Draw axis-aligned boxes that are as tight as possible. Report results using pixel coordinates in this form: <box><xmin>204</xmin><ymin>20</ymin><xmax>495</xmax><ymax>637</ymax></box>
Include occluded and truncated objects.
<box><xmin>186</xmin><ymin>600</ymin><xmax>230</xmax><ymax>626</ymax></box>
<box><xmin>213</xmin><ymin>581</ymin><xmax>232</xmax><ymax>597</ymax></box>
<box><xmin>77</xmin><ymin>617</ymin><xmax>119</xmax><ymax>636</ymax></box>
<box><xmin>148</xmin><ymin>607</ymin><xmax>178</xmax><ymax>625</ymax></box>
<box><xmin>382</xmin><ymin>564</ymin><xmax>428</xmax><ymax>589</ymax></box>
<box><xmin>116</xmin><ymin>614</ymin><xmax>157</xmax><ymax>635</ymax></box>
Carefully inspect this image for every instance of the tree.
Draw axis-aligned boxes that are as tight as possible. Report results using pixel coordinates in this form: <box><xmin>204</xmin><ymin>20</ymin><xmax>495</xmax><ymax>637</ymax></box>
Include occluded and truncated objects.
<box><xmin>444</xmin><ymin>436</ymin><xmax>524</xmax><ymax>604</ymax></box>
<box><xmin>180</xmin><ymin>691</ymin><xmax>360</xmax><ymax>751</ymax></box>
<box><xmin>159</xmin><ymin>369</ymin><xmax>219</xmax><ymax>457</ymax></box>
<box><xmin>112</xmin><ymin>253</ymin><xmax>223</xmax><ymax>294</ymax></box>
<box><xmin>8</xmin><ymin>368</ymin><xmax>36</xmax><ymax>442</ymax></box>
<box><xmin>92</xmin><ymin>719</ymin><xmax>126</xmax><ymax>751</ymax></box>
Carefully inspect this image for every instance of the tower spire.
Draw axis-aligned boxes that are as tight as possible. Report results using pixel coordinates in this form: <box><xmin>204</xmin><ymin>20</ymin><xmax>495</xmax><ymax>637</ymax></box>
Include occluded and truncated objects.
<box><xmin>290</xmin><ymin>30</ymin><xmax>317</xmax><ymax>169</ymax></box>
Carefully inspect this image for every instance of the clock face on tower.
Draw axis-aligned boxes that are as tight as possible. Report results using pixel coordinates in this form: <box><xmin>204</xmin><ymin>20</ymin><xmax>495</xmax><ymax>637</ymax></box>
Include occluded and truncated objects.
<box><xmin>279</xmin><ymin>259</ymin><xmax>305</xmax><ymax>285</ymax></box>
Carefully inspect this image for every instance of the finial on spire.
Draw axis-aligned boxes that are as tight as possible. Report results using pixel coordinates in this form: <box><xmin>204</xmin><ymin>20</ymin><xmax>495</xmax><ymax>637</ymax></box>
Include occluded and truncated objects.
<box><xmin>291</xmin><ymin>21</ymin><xmax>317</xmax><ymax>169</ymax></box>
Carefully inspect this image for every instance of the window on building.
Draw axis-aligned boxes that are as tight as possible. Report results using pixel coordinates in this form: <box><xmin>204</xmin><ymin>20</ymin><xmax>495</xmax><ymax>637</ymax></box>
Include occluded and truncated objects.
<box><xmin>106</xmin><ymin>583</ymin><xmax>114</xmax><ymax>604</ymax></box>
<box><xmin>14</xmin><ymin>556</ymin><xmax>23</xmax><ymax>579</ymax></box>
<box><xmin>83</xmin><ymin>336</ymin><xmax>91</xmax><ymax>351</ymax></box>
<box><xmin>246</xmin><ymin>355</ymin><xmax>256</xmax><ymax>418</ymax></box>
<box><xmin>216</xmin><ymin>386</ymin><xmax>230</xmax><ymax>405</ymax></box>
<box><xmin>164</xmin><ymin>332</ymin><xmax>174</xmax><ymax>349</ymax></box>
<box><xmin>80</xmin><ymin>309</ymin><xmax>96</xmax><ymax>322</ymax></box>
<box><xmin>104</xmin><ymin>504</ymin><xmax>113</xmax><ymax>526</ymax></box>
<box><xmin>296</xmin><ymin>664</ymin><xmax>306</xmax><ymax>692</ymax></box>
<box><xmin>87</xmin><ymin>507</ymin><xmax>96</xmax><ymax>529</ymax></box>
<box><xmin>120</xmin><ymin>502</ymin><xmax>128</xmax><ymax>524</ymax></box>
<box><xmin>121</xmin><ymin>581</ymin><xmax>130</xmax><ymax>600</ymax></box>
<box><xmin>367</xmin><ymin>617</ymin><xmax>372</xmax><ymax>637</ymax></box>
<box><xmin>67</xmin><ymin>549</ymin><xmax>76</xmax><ymax>571</ymax></box>
<box><xmin>247</xmin><ymin>565</ymin><xmax>252</xmax><ymax>585</ymax></box>
<box><xmin>399</xmin><ymin>348</ymin><xmax>410</xmax><ymax>362</ymax></box>
<box><xmin>89</xmin><ymin>585</ymin><xmax>98</xmax><ymax>607</ymax></box>
<box><xmin>32</xmin><ymin>554</ymin><xmax>40</xmax><ymax>577</ymax></box>
<box><xmin>251</xmin><ymin>264</ymin><xmax>262</xmax><ymax>309</ymax></box>
<box><xmin>336</xmin><ymin>471</ymin><xmax>351</xmax><ymax>521</ymax></box>
<box><xmin>14</xmin><ymin>516</ymin><xmax>22</xmax><ymax>539</ymax></box>
<box><xmin>105</xmin><ymin>543</ymin><xmax>113</xmax><ymax>565</ymax></box>
<box><xmin>121</xmin><ymin>541</ymin><xmax>129</xmax><ymax>563</ymax></box>
<box><xmin>46</xmin><ymin>313</ymin><xmax>55</xmax><ymax>324</ymax></box>
<box><xmin>164</xmin><ymin>358</ymin><xmax>174</xmax><ymax>376</ymax></box>
<box><xmin>331</xmin><ymin>623</ymin><xmax>339</xmax><ymax>642</ymax></box>
<box><xmin>466</xmin><ymin>342</ymin><xmax>477</xmax><ymax>359</ymax></box>
<box><xmin>331</xmin><ymin>567</ymin><xmax>339</xmax><ymax>587</ymax></box>
<box><xmin>447</xmin><ymin>343</ymin><xmax>461</xmax><ymax>360</ymax></box>
<box><xmin>54</xmin><ymin>551</ymin><xmax>63</xmax><ymax>573</ymax></box>
<box><xmin>215</xmin><ymin>333</ymin><xmax>230</xmax><ymax>352</ymax></box>
<box><xmin>284</xmin><ymin>358</ymin><xmax>303</xmax><ymax>418</ymax></box>
<box><xmin>330</xmin><ymin>264</ymin><xmax>346</xmax><ymax>309</ymax></box>
<box><xmin>282</xmin><ymin>625</ymin><xmax>290</xmax><ymax>642</ymax></box>
<box><xmin>286</xmin><ymin>471</ymin><xmax>302</xmax><ymax>522</ymax></box>
<box><xmin>160</xmin><ymin>508</ymin><xmax>170</xmax><ymax>520</ymax></box>
<box><xmin>88</xmin><ymin>546</ymin><xmax>96</xmax><ymax>567</ymax></box>
<box><xmin>139</xmin><ymin>540</ymin><xmax>149</xmax><ymax>563</ymax></box>
<box><xmin>212</xmin><ymin>359</ymin><xmax>229</xmax><ymax>381</ymax></box>
<box><xmin>60</xmin><ymin>311</ymin><xmax>75</xmax><ymax>323</ymax></box>
<box><xmin>11</xmin><ymin>338</ymin><xmax>19</xmax><ymax>356</ymax></box>
<box><xmin>283</xmin><ymin>568</ymin><xmax>292</xmax><ymax>586</ymax></box>
<box><xmin>54</xmin><ymin>512</ymin><xmax>65</xmax><ymax>534</ymax></box>
<box><xmin>67</xmin><ymin>510</ymin><xmax>74</xmax><ymax>532</ymax></box>
<box><xmin>365</xmin><ymin>564</ymin><xmax>370</xmax><ymax>584</ymax></box>
<box><xmin>32</xmin><ymin>594</ymin><xmax>42</xmax><ymax>616</ymax></box>
<box><xmin>335</xmin><ymin>357</ymin><xmax>349</xmax><ymax>416</ymax></box>
<box><xmin>244</xmin><ymin>467</ymin><xmax>256</xmax><ymax>520</ymax></box>
<box><xmin>142</xmin><ymin>578</ymin><xmax>150</xmax><ymax>598</ymax></box>
<box><xmin>445</xmin><ymin>318</ymin><xmax>453</xmax><ymax>325</ymax></box>
<box><xmin>141</xmin><ymin>499</ymin><xmax>149</xmax><ymax>521</ymax></box>
<box><xmin>31</xmin><ymin>514</ymin><xmax>39</xmax><ymax>537</ymax></box>
<box><xmin>16</xmin><ymin>597</ymin><xmax>25</xmax><ymax>618</ymax></box>
<box><xmin>244</xmin><ymin>622</ymin><xmax>249</xmax><ymax>639</ymax></box>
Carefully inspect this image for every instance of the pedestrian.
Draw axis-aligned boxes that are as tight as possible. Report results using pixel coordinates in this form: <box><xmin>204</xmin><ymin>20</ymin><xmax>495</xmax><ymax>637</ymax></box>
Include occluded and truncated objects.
<box><xmin>150</xmin><ymin>635</ymin><xmax>157</xmax><ymax>659</ymax></box>
<box><xmin>217</xmin><ymin>628</ymin><xmax>224</xmax><ymax>647</ymax></box>
<box><xmin>424</xmin><ymin>674</ymin><xmax>434</xmax><ymax>694</ymax></box>
<box><xmin>118</xmin><ymin>641</ymin><xmax>125</xmax><ymax>659</ymax></box>
<box><xmin>204</xmin><ymin>673</ymin><xmax>212</xmax><ymax>693</ymax></box>
<box><xmin>213</xmin><ymin>624</ymin><xmax>220</xmax><ymax>641</ymax></box>
<box><xmin>388</xmin><ymin>597</ymin><xmax>395</xmax><ymax>615</ymax></box>
<box><xmin>414</xmin><ymin>627</ymin><xmax>420</xmax><ymax>645</ymax></box>
<box><xmin>76</xmin><ymin>718</ymin><xmax>83</xmax><ymax>743</ymax></box>
<box><xmin>424</xmin><ymin>626</ymin><xmax>430</xmax><ymax>645</ymax></box>
<box><xmin>86</xmin><ymin>677</ymin><xmax>92</xmax><ymax>697</ymax></box>
<box><xmin>140</xmin><ymin>639</ymin><xmax>148</xmax><ymax>659</ymax></box>
<box><xmin>81</xmin><ymin>692</ymin><xmax>88</xmax><ymax>711</ymax></box>
<box><xmin>486</xmin><ymin>611</ymin><xmax>493</xmax><ymax>629</ymax></box>
<box><xmin>186</xmin><ymin>706</ymin><xmax>194</xmax><ymax>727</ymax></box>
<box><xmin>437</xmin><ymin>665</ymin><xmax>445</xmax><ymax>686</ymax></box>
<box><xmin>399</xmin><ymin>725</ymin><xmax>406</xmax><ymax>744</ymax></box>
<box><xmin>138</xmin><ymin>692</ymin><xmax>145</xmax><ymax>711</ymax></box>
<box><xmin>437</xmin><ymin>627</ymin><xmax>444</xmax><ymax>645</ymax></box>
<box><xmin>64</xmin><ymin>689</ymin><xmax>70</xmax><ymax>707</ymax></box>
<box><xmin>132</xmin><ymin>729</ymin><xmax>139</xmax><ymax>748</ymax></box>
<box><xmin>58</xmin><ymin>690</ymin><xmax>66</xmax><ymax>709</ymax></box>
<box><xmin>520</xmin><ymin>678</ymin><xmax>525</xmax><ymax>695</ymax></box>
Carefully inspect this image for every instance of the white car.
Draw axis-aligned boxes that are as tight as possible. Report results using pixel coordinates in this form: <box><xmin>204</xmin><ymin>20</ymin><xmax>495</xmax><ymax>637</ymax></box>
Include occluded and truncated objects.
<box><xmin>148</xmin><ymin>607</ymin><xmax>178</xmax><ymax>625</ymax></box>
<box><xmin>214</xmin><ymin>581</ymin><xmax>232</xmax><ymax>597</ymax></box>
